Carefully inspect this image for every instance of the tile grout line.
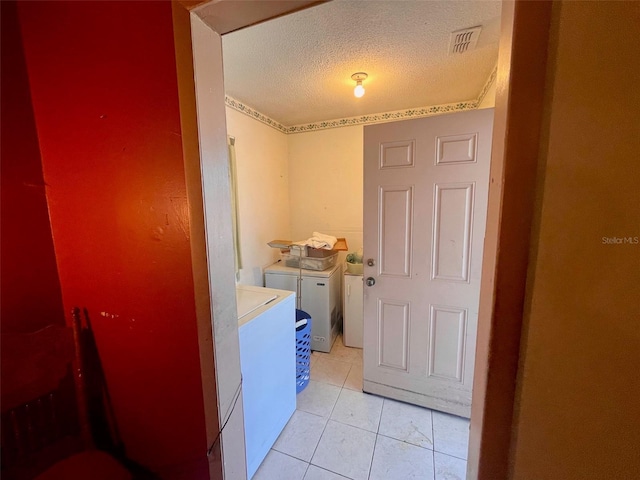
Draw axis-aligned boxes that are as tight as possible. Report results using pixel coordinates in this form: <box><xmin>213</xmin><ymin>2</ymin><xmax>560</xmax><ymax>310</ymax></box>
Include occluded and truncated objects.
<box><xmin>323</xmin><ymin>339</ymin><xmax>367</xmax><ymax>479</ymax></box>
<box><xmin>306</xmin><ymin>338</ymin><xmax>352</xmax><ymax>476</ymax></box>
<box><xmin>322</xmin><ymin>415</ymin><xmax>381</xmax><ymax>436</ymax></box>
<box><xmin>341</xmin><ymin>363</ymin><xmax>352</xmax><ymax>389</ymax></box>
<box><xmin>431</xmin><ymin>409</ymin><xmax>436</xmax><ymax>480</ymax></box>
<box><xmin>310</xmin><ymin>464</ymin><xmax>354</xmax><ymax>480</ymax></box>
<box><xmin>264</xmin><ymin>449</ymin><xmax>311</xmax><ymax>478</ymax></box>
<box><xmin>367</xmin><ymin>435</ymin><xmax>379</xmax><ymax>480</ymax></box>
<box><xmin>306</xmin><ymin>338</ymin><xmax>370</xmax><ymax>479</ymax></box>
<box><xmin>433</xmin><ymin>450</ymin><xmax>469</xmax><ymax>462</ymax></box>
<box><xmin>375</xmin><ymin>431</ymin><xmax>435</xmax><ymax>451</ymax></box>
<box><xmin>367</xmin><ymin>398</ymin><xmax>386</xmax><ymax>480</ymax></box>
<box><xmin>306</xmin><ymin>409</ymin><xmax>332</xmax><ymax>469</ymax></box>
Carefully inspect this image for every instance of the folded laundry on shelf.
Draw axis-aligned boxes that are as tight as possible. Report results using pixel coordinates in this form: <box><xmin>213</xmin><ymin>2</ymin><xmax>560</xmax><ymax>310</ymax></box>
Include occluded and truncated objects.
<box><xmin>267</xmin><ymin>236</ymin><xmax>348</xmax><ymax>257</ymax></box>
<box><xmin>293</xmin><ymin>232</ymin><xmax>337</xmax><ymax>250</ymax></box>
<box><xmin>309</xmin><ymin>232</ymin><xmax>338</xmax><ymax>249</ymax></box>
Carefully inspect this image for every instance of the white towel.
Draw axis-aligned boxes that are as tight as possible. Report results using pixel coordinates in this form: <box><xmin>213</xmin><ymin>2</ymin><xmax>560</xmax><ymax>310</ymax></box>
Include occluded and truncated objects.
<box><xmin>292</xmin><ymin>232</ymin><xmax>338</xmax><ymax>251</ymax></box>
<box><xmin>308</xmin><ymin>232</ymin><xmax>337</xmax><ymax>250</ymax></box>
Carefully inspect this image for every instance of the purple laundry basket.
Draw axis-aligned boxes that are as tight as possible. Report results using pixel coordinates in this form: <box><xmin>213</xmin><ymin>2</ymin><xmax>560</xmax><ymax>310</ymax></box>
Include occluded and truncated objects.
<box><xmin>295</xmin><ymin>309</ymin><xmax>312</xmax><ymax>393</ymax></box>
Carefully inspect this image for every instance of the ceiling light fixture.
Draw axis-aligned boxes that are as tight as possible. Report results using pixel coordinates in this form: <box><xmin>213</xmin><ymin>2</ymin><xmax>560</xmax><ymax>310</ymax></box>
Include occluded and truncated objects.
<box><xmin>351</xmin><ymin>72</ymin><xmax>368</xmax><ymax>98</ymax></box>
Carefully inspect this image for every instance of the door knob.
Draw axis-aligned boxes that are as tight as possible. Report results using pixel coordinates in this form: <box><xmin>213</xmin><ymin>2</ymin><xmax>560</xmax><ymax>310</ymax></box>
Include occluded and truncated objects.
<box><xmin>366</xmin><ymin>277</ymin><xmax>376</xmax><ymax>287</ymax></box>
<box><xmin>367</xmin><ymin>258</ymin><xmax>376</xmax><ymax>266</ymax></box>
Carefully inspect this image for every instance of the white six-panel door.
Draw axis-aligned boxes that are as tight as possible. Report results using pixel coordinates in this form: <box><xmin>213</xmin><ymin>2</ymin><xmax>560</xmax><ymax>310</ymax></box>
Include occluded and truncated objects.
<box><xmin>362</xmin><ymin>109</ymin><xmax>493</xmax><ymax>418</ymax></box>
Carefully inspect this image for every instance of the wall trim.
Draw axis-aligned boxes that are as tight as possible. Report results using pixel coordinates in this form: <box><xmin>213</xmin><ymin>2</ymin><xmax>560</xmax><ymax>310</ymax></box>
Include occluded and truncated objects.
<box><xmin>224</xmin><ymin>96</ymin><xmax>290</xmax><ymax>133</ymax></box>
<box><xmin>284</xmin><ymin>101</ymin><xmax>478</xmax><ymax>133</ymax></box>
<box><xmin>476</xmin><ymin>65</ymin><xmax>498</xmax><ymax>107</ymax></box>
<box><xmin>225</xmin><ymin>67</ymin><xmax>497</xmax><ymax>135</ymax></box>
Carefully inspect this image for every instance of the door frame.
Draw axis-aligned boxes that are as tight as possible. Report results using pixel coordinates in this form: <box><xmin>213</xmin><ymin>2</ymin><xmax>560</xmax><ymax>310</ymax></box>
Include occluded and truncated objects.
<box><xmin>172</xmin><ymin>1</ymin><xmax>553</xmax><ymax>479</ymax></box>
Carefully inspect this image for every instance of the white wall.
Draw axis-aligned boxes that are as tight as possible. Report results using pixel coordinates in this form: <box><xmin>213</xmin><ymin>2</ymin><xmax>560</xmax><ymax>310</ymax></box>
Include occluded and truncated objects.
<box><xmin>287</xmin><ymin>126</ymin><xmax>364</xmax><ymax>258</ymax></box>
<box><xmin>225</xmin><ymin>107</ymin><xmax>290</xmax><ymax>286</ymax></box>
<box><xmin>229</xmin><ymin>105</ymin><xmax>505</xmax><ymax>273</ymax></box>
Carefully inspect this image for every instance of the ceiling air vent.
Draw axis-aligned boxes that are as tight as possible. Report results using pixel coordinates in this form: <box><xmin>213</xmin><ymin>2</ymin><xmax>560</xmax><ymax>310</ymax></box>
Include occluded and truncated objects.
<box><xmin>449</xmin><ymin>26</ymin><xmax>482</xmax><ymax>54</ymax></box>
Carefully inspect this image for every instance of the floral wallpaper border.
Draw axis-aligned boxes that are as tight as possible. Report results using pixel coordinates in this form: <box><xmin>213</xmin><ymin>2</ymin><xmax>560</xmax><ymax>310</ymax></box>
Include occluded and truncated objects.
<box><xmin>224</xmin><ymin>96</ymin><xmax>289</xmax><ymax>133</ymax></box>
<box><xmin>476</xmin><ymin>65</ymin><xmax>498</xmax><ymax>107</ymax></box>
<box><xmin>284</xmin><ymin>101</ymin><xmax>479</xmax><ymax>134</ymax></box>
<box><xmin>224</xmin><ymin>67</ymin><xmax>498</xmax><ymax>135</ymax></box>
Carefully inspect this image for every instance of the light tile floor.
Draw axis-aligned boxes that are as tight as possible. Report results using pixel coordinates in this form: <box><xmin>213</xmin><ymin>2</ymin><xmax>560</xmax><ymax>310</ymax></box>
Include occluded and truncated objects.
<box><xmin>254</xmin><ymin>335</ymin><xmax>469</xmax><ymax>480</ymax></box>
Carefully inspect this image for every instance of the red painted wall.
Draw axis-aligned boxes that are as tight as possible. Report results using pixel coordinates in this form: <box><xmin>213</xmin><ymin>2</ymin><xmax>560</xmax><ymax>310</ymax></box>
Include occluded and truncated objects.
<box><xmin>0</xmin><ymin>0</ymin><xmax>65</xmax><ymax>334</ymax></box>
<box><xmin>17</xmin><ymin>1</ymin><xmax>208</xmax><ymax>476</ymax></box>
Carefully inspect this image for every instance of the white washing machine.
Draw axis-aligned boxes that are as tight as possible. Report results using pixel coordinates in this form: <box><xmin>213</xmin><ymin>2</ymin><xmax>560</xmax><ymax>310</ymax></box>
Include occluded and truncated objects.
<box><xmin>264</xmin><ymin>261</ymin><xmax>342</xmax><ymax>353</ymax></box>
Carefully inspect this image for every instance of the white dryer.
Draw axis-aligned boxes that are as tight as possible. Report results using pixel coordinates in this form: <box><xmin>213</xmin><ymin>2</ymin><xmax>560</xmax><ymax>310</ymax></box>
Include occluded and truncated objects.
<box><xmin>264</xmin><ymin>261</ymin><xmax>342</xmax><ymax>353</ymax></box>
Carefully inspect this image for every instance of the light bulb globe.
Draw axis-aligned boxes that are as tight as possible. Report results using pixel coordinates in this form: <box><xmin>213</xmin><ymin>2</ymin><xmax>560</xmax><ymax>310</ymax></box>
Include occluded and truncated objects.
<box><xmin>354</xmin><ymin>84</ymin><xmax>365</xmax><ymax>98</ymax></box>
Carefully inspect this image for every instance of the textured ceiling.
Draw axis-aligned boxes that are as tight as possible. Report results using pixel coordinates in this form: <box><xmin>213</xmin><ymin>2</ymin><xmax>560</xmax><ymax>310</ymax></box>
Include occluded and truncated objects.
<box><xmin>221</xmin><ymin>1</ymin><xmax>501</xmax><ymax>127</ymax></box>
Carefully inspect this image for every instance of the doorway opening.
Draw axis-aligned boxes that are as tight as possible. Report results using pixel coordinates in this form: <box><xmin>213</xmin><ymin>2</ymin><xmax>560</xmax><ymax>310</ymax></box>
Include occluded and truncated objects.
<box><xmin>179</xmin><ymin>1</ymin><xmax>553</xmax><ymax>479</ymax></box>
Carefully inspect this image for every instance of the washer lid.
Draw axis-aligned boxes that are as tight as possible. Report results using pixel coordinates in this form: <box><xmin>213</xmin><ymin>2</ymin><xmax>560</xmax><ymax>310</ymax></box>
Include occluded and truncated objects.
<box><xmin>236</xmin><ymin>286</ymin><xmax>277</xmax><ymax>320</ymax></box>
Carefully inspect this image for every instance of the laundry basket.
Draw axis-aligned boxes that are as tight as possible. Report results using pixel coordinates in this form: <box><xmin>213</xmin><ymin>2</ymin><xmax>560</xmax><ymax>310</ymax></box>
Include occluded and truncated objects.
<box><xmin>295</xmin><ymin>309</ymin><xmax>312</xmax><ymax>393</ymax></box>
